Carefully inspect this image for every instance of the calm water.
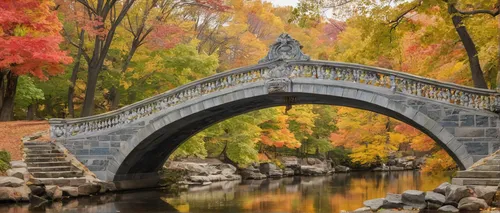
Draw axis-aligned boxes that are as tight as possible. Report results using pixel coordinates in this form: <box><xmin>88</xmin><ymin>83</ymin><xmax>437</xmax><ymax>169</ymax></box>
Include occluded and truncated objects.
<box><xmin>0</xmin><ymin>171</ymin><xmax>452</xmax><ymax>213</ymax></box>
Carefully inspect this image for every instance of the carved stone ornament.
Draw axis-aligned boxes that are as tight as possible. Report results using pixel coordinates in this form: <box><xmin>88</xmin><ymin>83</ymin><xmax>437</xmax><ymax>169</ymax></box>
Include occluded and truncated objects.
<box><xmin>259</xmin><ymin>33</ymin><xmax>310</xmax><ymax>63</ymax></box>
<box><xmin>263</xmin><ymin>62</ymin><xmax>293</xmax><ymax>79</ymax></box>
<box><xmin>265</xmin><ymin>78</ymin><xmax>292</xmax><ymax>94</ymax></box>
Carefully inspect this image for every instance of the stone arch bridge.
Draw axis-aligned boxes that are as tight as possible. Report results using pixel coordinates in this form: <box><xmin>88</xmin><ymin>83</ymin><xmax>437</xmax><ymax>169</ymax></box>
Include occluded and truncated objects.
<box><xmin>50</xmin><ymin>34</ymin><xmax>500</xmax><ymax>189</ymax></box>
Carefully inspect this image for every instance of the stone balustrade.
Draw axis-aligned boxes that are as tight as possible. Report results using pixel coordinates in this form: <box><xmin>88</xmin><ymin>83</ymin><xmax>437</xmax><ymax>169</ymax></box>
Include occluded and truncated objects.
<box><xmin>49</xmin><ymin>60</ymin><xmax>500</xmax><ymax>139</ymax></box>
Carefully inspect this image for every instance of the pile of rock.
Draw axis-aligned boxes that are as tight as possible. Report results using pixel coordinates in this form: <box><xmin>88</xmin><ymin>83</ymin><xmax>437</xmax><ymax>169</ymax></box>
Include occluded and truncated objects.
<box><xmin>167</xmin><ymin>161</ymin><xmax>242</xmax><ymax>185</ymax></box>
<box><xmin>0</xmin><ymin>176</ymin><xmax>30</xmax><ymax>202</ymax></box>
<box><xmin>373</xmin><ymin>156</ymin><xmax>425</xmax><ymax>172</ymax></box>
<box><xmin>240</xmin><ymin>164</ymin><xmax>267</xmax><ymax>180</ymax></box>
<box><xmin>355</xmin><ymin>182</ymin><xmax>499</xmax><ymax>212</ymax></box>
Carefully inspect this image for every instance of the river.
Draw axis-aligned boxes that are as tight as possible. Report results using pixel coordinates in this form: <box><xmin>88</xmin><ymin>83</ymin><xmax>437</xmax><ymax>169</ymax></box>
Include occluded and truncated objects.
<box><xmin>0</xmin><ymin>171</ymin><xmax>452</xmax><ymax>213</ymax></box>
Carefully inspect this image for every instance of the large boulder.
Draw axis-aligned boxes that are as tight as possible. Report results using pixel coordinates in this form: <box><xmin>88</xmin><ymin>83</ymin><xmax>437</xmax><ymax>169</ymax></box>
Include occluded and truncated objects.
<box><xmin>363</xmin><ymin>198</ymin><xmax>385</xmax><ymax>211</ymax></box>
<box><xmin>425</xmin><ymin>191</ymin><xmax>445</xmax><ymax>209</ymax></box>
<box><xmin>29</xmin><ymin>185</ymin><xmax>45</xmax><ymax>197</ymax></box>
<box><xmin>10</xmin><ymin>161</ymin><xmax>27</xmax><ymax>168</ymax></box>
<box><xmin>457</xmin><ymin>197</ymin><xmax>488</xmax><ymax>211</ymax></box>
<box><xmin>402</xmin><ymin>190</ymin><xmax>426</xmax><ymax>209</ymax></box>
<box><xmin>382</xmin><ymin>193</ymin><xmax>404</xmax><ymax>209</ymax></box>
<box><xmin>259</xmin><ymin>163</ymin><xmax>277</xmax><ymax>174</ymax></box>
<box><xmin>473</xmin><ymin>186</ymin><xmax>497</xmax><ymax>204</ymax></box>
<box><xmin>300</xmin><ymin>165</ymin><xmax>326</xmax><ymax>176</ymax></box>
<box><xmin>334</xmin><ymin>165</ymin><xmax>351</xmax><ymax>173</ymax></box>
<box><xmin>281</xmin><ymin>156</ymin><xmax>299</xmax><ymax>168</ymax></box>
<box><xmin>6</xmin><ymin>167</ymin><xmax>29</xmax><ymax>180</ymax></box>
<box><xmin>283</xmin><ymin>168</ymin><xmax>294</xmax><ymax>176</ymax></box>
<box><xmin>189</xmin><ymin>176</ymin><xmax>211</xmax><ymax>182</ymax></box>
<box><xmin>60</xmin><ymin>186</ymin><xmax>79</xmax><ymax>197</ymax></box>
<box><xmin>0</xmin><ymin>185</ymin><xmax>30</xmax><ymax>202</ymax></box>
<box><xmin>267</xmin><ymin>169</ymin><xmax>283</xmax><ymax>178</ymax></box>
<box><xmin>437</xmin><ymin>205</ymin><xmax>459</xmax><ymax>212</ymax></box>
<box><xmin>0</xmin><ymin>176</ymin><xmax>24</xmax><ymax>187</ymax></box>
<box><xmin>240</xmin><ymin>167</ymin><xmax>267</xmax><ymax>180</ymax></box>
<box><xmin>78</xmin><ymin>183</ymin><xmax>101</xmax><ymax>196</ymax></box>
<box><xmin>45</xmin><ymin>185</ymin><xmax>62</xmax><ymax>200</ymax></box>
<box><xmin>168</xmin><ymin>162</ymin><xmax>212</xmax><ymax>176</ymax></box>
<box><xmin>445</xmin><ymin>185</ymin><xmax>475</xmax><ymax>206</ymax></box>
<box><xmin>434</xmin><ymin>182</ymin><xmax>451</xmax><ymax>195</ymax></box>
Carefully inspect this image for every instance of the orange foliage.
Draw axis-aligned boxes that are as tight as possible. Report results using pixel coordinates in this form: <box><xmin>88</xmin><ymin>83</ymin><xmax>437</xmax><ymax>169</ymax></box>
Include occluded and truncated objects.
<box><xmin>0</xmin><ymin>0</ymin><xmax>72</xmax><ymax>79</ymax></box>
<box><xmin>421</xmin><ymin>150</ymin><xmax>457</xmax><ymax>174</ymax></box>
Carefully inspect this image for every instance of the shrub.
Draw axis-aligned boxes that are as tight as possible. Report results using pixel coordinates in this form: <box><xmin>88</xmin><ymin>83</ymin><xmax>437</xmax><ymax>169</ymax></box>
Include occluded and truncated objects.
<box><xmin>0</xmin><ymin>150</ymin><xmax>11</xmax><ymax>172</ymax></box>
<box><xmin>0</xmin><ymin>150</ymin><xmax>11</xmax><ymax>163</ymax></box>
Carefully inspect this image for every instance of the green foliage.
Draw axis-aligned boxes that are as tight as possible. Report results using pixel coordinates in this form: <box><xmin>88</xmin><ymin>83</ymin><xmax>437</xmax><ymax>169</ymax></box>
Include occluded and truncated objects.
<box><xmin>14</xmin><ymin>76</ymin><xmax>45</xmax><ymax>108</ymax></box>
<box><xmin>0</xmin><ymin>150</ymin><xmax>11</xmax><ymax>172</ymax></box>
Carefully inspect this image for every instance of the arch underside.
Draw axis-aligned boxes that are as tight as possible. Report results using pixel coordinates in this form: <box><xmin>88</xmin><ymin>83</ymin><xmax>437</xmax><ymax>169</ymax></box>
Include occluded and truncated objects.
<box><xmin>113</xmin><ymin>82</ymin><xmax>483</xmax><ymax>181</ymax></box>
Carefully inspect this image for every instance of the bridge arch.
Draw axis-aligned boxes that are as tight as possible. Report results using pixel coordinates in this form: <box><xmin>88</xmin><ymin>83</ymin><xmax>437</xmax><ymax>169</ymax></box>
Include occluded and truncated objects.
<box><xmin>50</xmin><ymin>34</ymin><xmax>500</xmax><ymax>187</ymax></box>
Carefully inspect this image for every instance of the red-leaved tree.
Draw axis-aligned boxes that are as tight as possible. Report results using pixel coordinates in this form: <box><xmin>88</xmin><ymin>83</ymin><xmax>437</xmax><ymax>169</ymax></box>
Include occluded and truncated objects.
<box><xmin>0</xmin><ymin>0</ymin><xmax>72</xmax><ymax>121</ymax></box>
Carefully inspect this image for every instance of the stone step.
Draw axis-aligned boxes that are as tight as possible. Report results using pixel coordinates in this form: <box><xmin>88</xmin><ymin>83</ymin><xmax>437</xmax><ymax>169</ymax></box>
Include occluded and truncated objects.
<box><xmin>23</xmin><ymin>146</ymin><xmax>54</xmax><ymax>151</ymax></box>
<box><xmin>31</xmin><ymin>177</ymin><xmax>87</xmax><ymax>187</ymax></box>
<box><xmin>25</xmin><ymin>157</ymin><xmax>66</xmax><ymax>162</ymax></box>
<box><xmin>28</xmin><ymin>166</ymin><xmax>73</xmax><ymax>172</ymax></box>
<box><xmin>23</xmin><ymin>142</ymin><xmax>51</xmax><ymax>146</ymax></box>
<box><xmin>25</xmin><ymin>153</ymin><xmax>65</xmax><ymax>158</ymax></box>
<box><xmin>451</xmin><ymin>178</ymin><xmax>500</xmax><ymax>186</ymax></box>
<box><xmin>456</xmin><ymin>171</ymin><xmax>500</xmax><ymax>178</ymax></box>
<box><xmin>27</xmin><ymin>161</ymin><xmax>71</xmax><ymax>167</ymax></box>
<box><xmin>32</xmin><ymin>171</ymin><xmax>84</xmax><ymax>178</ymax></box>
<box><xmin>470</xmin><ymin>165</ymin><xmax>500</xmax><ymax>171</ymax></box>
<box><xmin>25</xmin><ymin>149</ymin><xmax>63</xmax><ymax>154</ymax></box>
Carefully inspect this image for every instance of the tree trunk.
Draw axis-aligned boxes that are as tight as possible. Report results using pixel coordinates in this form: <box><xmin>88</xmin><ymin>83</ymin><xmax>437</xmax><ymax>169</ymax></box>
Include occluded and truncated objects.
<box><xmin>44</xmin><ymin>95</ymin><xmax>53</xmax><ymax>117</ymax></box>
<box><xmin>109</xmin><ymin>40</ymin><xmax>140</xmax><ymax>110</ymax></box>
<box><xmin>449</xmin><ymin>3</ymin><xmax>488</xmax><ymax>89</ymax></box>
<box><xmin>0</xmin><ymin>72</ymin><xmax>19</xmax><ymax>121</ymax></box>
<box><xmin>0</xmin><ymin>71</ymin><xmax>5</xmax><ymax>109</ymax></box>
<box><xmin>81</xmin><ymin>68</ymin><xmax>99</xmax><ymax>117</ymax></box>
<box><xmin>27</xmin><ymin>104</ymin><xmax>35</xmax><ymax>120</ymax></box>
<box><xmin>68</xmin><ymin>30</ymin><xmax>85</xmax><ymax>118</ymax></box>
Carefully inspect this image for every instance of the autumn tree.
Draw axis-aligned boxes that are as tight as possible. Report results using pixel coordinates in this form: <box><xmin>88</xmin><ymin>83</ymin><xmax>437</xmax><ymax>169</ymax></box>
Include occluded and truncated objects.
<box><xmin>0</xmin><ymin>0</ymin><xmax>72</xmax><ymax>121</ymax></box>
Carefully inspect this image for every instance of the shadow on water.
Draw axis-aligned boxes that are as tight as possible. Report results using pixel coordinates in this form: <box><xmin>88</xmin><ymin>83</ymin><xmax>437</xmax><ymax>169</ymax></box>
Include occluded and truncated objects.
<box><xmin>0</xmin><ymin>171</ymin><xmax>452</xmax><ymax>213</ymax></box>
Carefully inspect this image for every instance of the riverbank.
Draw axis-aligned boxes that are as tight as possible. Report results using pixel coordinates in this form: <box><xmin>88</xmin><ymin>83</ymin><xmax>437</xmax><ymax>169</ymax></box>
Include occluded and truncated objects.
<box><xmin>354</xmin><ymin>182</ymin><xmax>500</xmax><ymax>212</ymax></box>
<box><xmin>0</xmin><ymin>171</ymin><xmax>454</xmax><ymax>212</ymax></box>
<box><xmin>162</xmin><ymin>156</ymin><xmax>427</xmax><ymax>187</ymax></box>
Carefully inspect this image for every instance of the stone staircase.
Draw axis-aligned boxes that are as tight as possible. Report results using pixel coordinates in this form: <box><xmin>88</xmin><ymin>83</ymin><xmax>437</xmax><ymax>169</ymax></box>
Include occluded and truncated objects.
<box><xmin>452</xmin><ymin>150</ymin><xmax>500</xmax><ymax>186</ymax></box>
<box><xmin>24</xmin><ymin>142</ymin><xmax>87</xmax><ymax>186</ymax></box>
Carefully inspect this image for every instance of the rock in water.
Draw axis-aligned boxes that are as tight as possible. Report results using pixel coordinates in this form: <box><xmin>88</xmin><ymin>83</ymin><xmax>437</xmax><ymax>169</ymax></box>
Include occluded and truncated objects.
<box><xmin>434</xmin><ymin>182</ymin><xmax>451</xmax><ymax>195</ymax></box>
<box><xmin>29</xmin><ymin>185</ymin><xmax>45</xmax><ymax>197</ymax></box>
<box><xmin>425</xmin><ymin>191</ymin><xmax>445</xmax><ymax>208</ymax></box>
<box><xmin>60</xmin><ymin>186</ymin><xmax>79</xmax><ymax>197</ymax></box>
<box><xmin>382</xmin><ymin>193</ymin><xmax>404</xmax><ymax>209</ymax></box>
<box><xmin>473</xmin><ymin>186</ymin><xmax>497</xmax><ymax>205</ymax></box>
<box><xmin>457</xmin><ymin>197</ymin><xmax>488</xmax><ymax>211</ymax></box>
<box><xmin>78</xmin><ymin>183</ymin><xmax>101</xmax><ymax>196</ymax></box>
<box><xmin>402</xmin><ymin>190</ymin><xmax>426</xmax><ymax>209</ymax></box>
<box><xmin>0</xmin><ymin>185</ymin><xmax>30</xmax><ymax>202</ymax></box>
<box><xmin>363</xmin><ymin>198</ymin><xmax>385</xmax><ymax>211</ymax></box>
<box><xmin>334</xmin><ymin>165</ymin><xmax>351</xmax><ymax>172</ymax></box>
<box><xmin>0</xmin><ymin>176</ymin><xmax>24</xmax><ymax>187</ymax></box>
<box><xmin>445</xmin><ymin>185</ymin><xmax>474</xmax><ymax>206</ymax></box>
<box><xmin>437</xmin><ymin>205</ymin><xmax>459</xmax><ymax>212</ymax></box>
<box><xmin>353</xmin><ymin>207</ymin><xmax>371</xmax><ymax>212</ymax></box>
<box><xmin>45</xmin><ymin>185</ymin><xmax>62</xmax><ymax>200</ymax></box>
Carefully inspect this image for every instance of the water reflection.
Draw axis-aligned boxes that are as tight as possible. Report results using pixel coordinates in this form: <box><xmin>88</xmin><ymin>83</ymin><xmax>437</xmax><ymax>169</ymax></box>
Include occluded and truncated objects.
<box><xmin>164</xmin><ymin>171</ymin><xmax>451</xmax><ymax>213</ymax></box>
<box><xmin>0</xmin><ymin>171</ymin><xmax>451</xmax><ymax>213</ymax></box>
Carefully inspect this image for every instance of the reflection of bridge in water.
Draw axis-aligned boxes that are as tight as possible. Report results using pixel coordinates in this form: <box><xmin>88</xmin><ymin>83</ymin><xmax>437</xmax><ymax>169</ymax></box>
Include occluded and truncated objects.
<box><xmin>50</xmin><ymin>34</ymin><xmax>500</xmax><ymax>189</ymax></box>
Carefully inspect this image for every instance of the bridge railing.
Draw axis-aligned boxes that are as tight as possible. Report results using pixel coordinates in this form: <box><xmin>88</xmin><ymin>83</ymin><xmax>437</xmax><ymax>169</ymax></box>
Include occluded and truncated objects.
<box><xmin>50</xmin><ymin>60</ymin><xmax>500</xmax><ymax>139</ymax></box>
